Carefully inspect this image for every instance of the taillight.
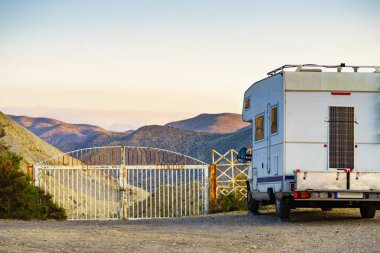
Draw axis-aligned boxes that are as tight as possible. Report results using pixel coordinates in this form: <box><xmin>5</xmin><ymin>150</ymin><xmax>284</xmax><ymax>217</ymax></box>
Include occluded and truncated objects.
<box><xmin>331</xmin><ymin>92</ymin><xmax>351</xmax><ymax>96</ymax></box>
<box><xmin>294</xmin><ymin>192</ymin><xmax>311</xmax><ymax>199</ymax></box>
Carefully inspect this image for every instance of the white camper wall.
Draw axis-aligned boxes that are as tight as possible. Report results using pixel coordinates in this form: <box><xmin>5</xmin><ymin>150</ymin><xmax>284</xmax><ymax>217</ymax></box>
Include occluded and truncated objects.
<box><xmin>243</xmin><ymin>74</ymin><xmax>285</xmax><ymax>192</ymax></box>
<box><xmin>284</xmin><ymin>72</ymin><xmax>380</xmax><ymax>174</ymax></box>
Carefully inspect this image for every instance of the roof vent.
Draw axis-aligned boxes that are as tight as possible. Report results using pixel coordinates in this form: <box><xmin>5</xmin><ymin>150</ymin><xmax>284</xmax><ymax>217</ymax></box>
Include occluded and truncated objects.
<box><xmin>295</xmin><ymin>66</ymin><xmax>322</xmax><ymax>72</ymax></box>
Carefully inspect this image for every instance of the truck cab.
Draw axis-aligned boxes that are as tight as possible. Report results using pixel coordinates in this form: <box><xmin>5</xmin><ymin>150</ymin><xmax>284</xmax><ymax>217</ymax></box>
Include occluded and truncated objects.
<box><xmin>239</xmin><ymin>64</ymin><xmax>380</xmax><ymax>218</ymax></box>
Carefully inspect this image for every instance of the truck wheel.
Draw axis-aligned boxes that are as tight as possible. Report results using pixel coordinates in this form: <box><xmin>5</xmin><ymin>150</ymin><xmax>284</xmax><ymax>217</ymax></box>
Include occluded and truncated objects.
<box><xmin>275</xmin><ymin>197</ymin><xmax>291</xmax><ymax>219</ymax></box>
<box><xmin>321</xmin><ymin>208</ymin><xmax>333</xmax><ymax>211</ymax></box>
<box><xmin>360</xmin><ymin>206</ymin><xmax>376</xmax><ymax>218</ymax></box>
<box><xmin>247</xmin><ymin>184</ymin><xmax>259</xmax><ymax>214</ymax></box>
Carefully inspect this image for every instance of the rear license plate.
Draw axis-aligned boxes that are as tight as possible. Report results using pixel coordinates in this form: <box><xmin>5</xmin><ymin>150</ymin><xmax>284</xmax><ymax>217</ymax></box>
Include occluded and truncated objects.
<box><xmin>335</xmin><ymin>192</ymin><xmax>363</xmax><ymax>199</ymax></box>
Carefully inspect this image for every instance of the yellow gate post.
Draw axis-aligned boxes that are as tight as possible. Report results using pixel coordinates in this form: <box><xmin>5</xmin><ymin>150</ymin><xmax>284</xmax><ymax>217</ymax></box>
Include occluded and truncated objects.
<box><xmin>26</xmin><ymin>165</ymin><xmax>34</xmax><ymax>181</ymax></box>
<box><xmin>209</xmin><ymin>164</ymin><xmax>217</xmax><ymax>210</ymax></box>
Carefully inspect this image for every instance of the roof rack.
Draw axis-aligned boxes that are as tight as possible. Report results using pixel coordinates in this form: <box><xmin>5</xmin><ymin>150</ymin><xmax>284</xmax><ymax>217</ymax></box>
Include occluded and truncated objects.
<box><xmin>267</xmin><ymin>63</ymin><xmax>380</xmax><ymax>76</ymax></box>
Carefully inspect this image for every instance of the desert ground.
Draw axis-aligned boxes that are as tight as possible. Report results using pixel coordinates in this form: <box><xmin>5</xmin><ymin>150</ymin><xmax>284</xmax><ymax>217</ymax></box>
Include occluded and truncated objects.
<box><xmin>0</xmin><ymin>208</ymin><xmax>379</xmax><ymax>253</ymax></box>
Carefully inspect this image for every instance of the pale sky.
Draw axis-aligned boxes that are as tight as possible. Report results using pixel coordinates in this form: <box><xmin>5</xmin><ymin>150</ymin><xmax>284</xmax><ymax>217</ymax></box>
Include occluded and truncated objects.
<box><xmin>0</xmin><ymin>0</ymin><xmax>379</xmax><ymax>131</ymax></box>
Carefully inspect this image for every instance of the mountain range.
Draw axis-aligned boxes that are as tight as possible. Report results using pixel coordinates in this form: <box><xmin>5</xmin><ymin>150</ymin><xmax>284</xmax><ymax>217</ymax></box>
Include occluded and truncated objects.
<box><xmin>165</xmin><ymin>113</ymin><xmax>249</xmax><ymax>133</ymax></box>
<box><xmin>0</xmin><ymin>112</ymin><xmax>62</xmax><ymax>170</ymax></box>
<box><xmin>6</xmin><ymin>113</ymin><xmax>252</xmax><ymax>164</ymax></box>
<box><xmin>9</xmin><ymin>115</ymin><xmax>124</xmax><ymax>148</ymax></box>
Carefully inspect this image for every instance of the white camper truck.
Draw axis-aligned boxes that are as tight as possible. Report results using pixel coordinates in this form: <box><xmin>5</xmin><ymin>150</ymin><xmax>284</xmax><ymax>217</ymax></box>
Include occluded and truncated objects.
<box><xmin>238</xmin><ymin>64</ymin><xmax>380</xmax><ymax>219</ymax></box>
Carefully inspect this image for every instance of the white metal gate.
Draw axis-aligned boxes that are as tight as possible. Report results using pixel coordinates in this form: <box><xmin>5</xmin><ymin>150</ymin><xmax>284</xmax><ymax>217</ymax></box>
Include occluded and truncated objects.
<box><xmin>34</xmin><ymin>146</ymin><xmax>209</xmax><ymax>220</ymax></box>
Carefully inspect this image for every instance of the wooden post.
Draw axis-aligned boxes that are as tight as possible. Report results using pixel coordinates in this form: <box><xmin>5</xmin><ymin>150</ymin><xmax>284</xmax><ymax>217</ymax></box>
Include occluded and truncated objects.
<box><xmin>26</xmin><ymin>165</ymin><xmax>34</xmax><ymax>181</ymax></box>
<box><xmin>209</xmin><ymin>164</ymin><xmax>217</xmax><ymax>210</ymax></box>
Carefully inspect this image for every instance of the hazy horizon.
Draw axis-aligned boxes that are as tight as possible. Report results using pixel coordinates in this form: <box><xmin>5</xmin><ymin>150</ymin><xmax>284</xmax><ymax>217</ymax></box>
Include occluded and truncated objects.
<box><xmin>3</xmin><ymin>106</ymin><xmax>238</xmax><ymax>131</ymax></box>
<box><xmin>1</xmin><ymin>0</ymin><xmax>379</xmax><ymax>130</ymax></box>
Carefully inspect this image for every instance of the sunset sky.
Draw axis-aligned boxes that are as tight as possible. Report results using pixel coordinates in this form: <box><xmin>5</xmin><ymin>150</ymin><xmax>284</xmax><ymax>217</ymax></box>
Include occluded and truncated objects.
<box><xmin>1</xmin><ymin>0</ymin><xmax>379</xmax><ymax>131</ymax></box>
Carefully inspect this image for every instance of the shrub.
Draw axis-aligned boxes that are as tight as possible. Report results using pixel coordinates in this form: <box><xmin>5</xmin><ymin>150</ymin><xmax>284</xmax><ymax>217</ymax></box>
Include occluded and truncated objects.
<box><xmin>0</xmin><ymin>128</ymin><xmax>66</xmax><ymax>220</ymax></box>
<box><xmin>211</xmin><ymin>194</ymin><xmax>246</xmax><ymax>213</ymax></box>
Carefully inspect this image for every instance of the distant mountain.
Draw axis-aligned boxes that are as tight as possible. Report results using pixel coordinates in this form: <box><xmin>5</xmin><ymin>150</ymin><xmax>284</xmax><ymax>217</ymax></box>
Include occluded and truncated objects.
<box><xmin>165</xmin><ymin>113</ymin><xmax>249</xmax><ymax>133</ymax></box>
<box><xmin>64</xmin><ymin>125</ymin><xmax>252</xmax><ymax>164</ymax></box>
<box><xmin>111</xmin><ymin>125</ymin><xmax>252</xmax><ymax>163</ymax></box>
<box><xmin>0</xmin><ymin>112</ymin><xmax>62</xmax><ymax>170</ymax></box>
<box><xmin>125</xmin><ymin>130</ymin><xmax>135</xmax><ymax>135</ymax></box>
<box><xmin>8</xmin><ymin>113</ymin><xmax>252</xmax><ymax>163</ymax></box>
<box><xmin>9</xmin><ymin>115</ymin><xmax>120</xmax><ymax>150</ymax></box>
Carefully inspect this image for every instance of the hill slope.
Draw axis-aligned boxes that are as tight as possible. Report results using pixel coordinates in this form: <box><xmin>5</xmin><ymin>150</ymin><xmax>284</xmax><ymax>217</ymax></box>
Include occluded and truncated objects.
<box><xmin>0</xmin><ymin>112</ymin><xmax>62</xmax><ymax>169</ymax></box>
<box><xmin>9</xmin><ymin>115</ymin><xmax>117</xmax><ymax>150</ymax></box>
<box><xmin>165</xmin><ymin>113</ymin><xmax>249</xmax><ymax>133</ymax></box>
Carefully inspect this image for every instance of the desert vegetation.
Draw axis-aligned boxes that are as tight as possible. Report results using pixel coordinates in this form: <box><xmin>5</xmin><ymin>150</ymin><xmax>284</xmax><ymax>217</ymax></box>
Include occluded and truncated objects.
<box><xmin>0</xmin><ymin>126</ymin><xmax>66</xmax><ymax>220</ymax></box>
<box><xmin>211</xmin><ymin>193</ymin><xmax>247</xmax><ymax>213</ymax></box>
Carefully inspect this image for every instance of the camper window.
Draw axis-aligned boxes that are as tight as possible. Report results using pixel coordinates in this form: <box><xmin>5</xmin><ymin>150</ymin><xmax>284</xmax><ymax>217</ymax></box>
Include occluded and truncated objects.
<box><xmin>271</xmin><ymin>106</ymin><xmax>278</xmax><ymax>134</ymax></box>
<box><xmin>244</xmin><ymin>97</ymin><xmax>251</xmax><ymax>110</ymax></box>
<box><xmin>255</xmin><ymin>114</ymin><xmax>264</xmax><ymax>141</ymax></box>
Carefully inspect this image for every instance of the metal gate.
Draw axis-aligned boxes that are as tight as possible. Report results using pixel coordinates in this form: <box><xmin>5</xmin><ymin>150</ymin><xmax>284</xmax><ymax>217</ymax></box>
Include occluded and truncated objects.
<box><xmin>211</xmin><ymin>149</ymin><xmax>249</xmax><ymax>200</ymax></box>
<box><xmin>34</xmin><ymin>146</ymin><xmax>209</xmax><ymax>220</ymax></box>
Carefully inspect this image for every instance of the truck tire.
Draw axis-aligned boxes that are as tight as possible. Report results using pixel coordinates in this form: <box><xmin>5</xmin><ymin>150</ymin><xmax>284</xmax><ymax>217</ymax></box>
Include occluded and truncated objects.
<box><xmin>247</xmin><ymin>183</ymin><xmax>259</xmax><ymax>214</ymax></box>
<box><xmin>360</xmin><ymin>206</ymin><xmax>376</xmax><ymax>218</ymax></box>
<box><xmin>275</xmin><ymin>197</ymin><xmax>291</xmax><ymax>219</ymax></box>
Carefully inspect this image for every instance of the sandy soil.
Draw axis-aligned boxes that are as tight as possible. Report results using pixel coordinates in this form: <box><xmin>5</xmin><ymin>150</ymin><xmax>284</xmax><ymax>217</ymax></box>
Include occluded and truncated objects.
<box><xmin>0</xmin><ymin>209</ymin><xmax>379</xmax><ymax>253</ymax></box>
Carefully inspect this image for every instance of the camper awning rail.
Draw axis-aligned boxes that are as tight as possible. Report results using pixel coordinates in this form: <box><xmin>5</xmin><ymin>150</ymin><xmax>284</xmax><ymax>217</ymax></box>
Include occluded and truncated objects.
<box><xmin>267</xmin><ymin>64</ymin><xmax>380</xmax><ymax>76</ymax></box>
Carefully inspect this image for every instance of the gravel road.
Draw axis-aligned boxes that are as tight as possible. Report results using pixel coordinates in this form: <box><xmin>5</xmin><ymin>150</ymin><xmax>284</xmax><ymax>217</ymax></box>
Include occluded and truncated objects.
<box><xmin>0</xmin><ymin>209</ymin><xmax>379</xmax><ymax>253</ymax></box>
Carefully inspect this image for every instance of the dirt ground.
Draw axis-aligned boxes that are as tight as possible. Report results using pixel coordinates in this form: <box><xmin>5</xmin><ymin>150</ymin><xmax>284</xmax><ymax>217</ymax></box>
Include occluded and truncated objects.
<box><xmin>0</xmin><ymin>209</ymin><xmax>379</xmax><ymax>253</ymax></box>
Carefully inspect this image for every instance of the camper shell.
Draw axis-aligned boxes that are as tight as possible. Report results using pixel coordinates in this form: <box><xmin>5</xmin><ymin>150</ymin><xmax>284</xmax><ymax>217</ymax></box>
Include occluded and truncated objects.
<box><xmin>241</xmin><ymin>64</ymin><xmax>380</xmax><ymax>218</ymax></box>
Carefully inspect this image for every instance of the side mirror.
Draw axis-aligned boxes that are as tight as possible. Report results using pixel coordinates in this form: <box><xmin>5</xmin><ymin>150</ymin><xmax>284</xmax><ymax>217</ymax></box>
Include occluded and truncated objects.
<box><xmin>237</xmin><ymin>147</ymin><xmax>252</xmax><ymax>163</ymax></box>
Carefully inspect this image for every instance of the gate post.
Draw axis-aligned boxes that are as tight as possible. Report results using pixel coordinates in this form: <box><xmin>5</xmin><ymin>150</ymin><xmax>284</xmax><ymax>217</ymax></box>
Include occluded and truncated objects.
<box><xmin>120</xmin><ymin>146</ymin><xmax>127</xmax><ymax>220</ymax></box>
<box><xmin>27</xmin><ymin>165</ymin><xmax>34</xmax><ymax>181</ymax></box>
<box><xmin>33</xmin><ymin>164</ymin><xmax>39</xmax><ymax>187</ymax></box>
<box><xmin>204</xmin><ymin>165</ymin><xmax>210</xmax><ymax>215</ymax></box>
<box><xmin>209</xmin><ymin>164</ymin><xmax>217</xmax><ymax>211</ymax></box>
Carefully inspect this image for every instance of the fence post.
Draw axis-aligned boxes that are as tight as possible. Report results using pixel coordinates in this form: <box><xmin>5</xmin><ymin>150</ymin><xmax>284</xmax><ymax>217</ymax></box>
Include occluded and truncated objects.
<box><xmin>121</xmin><ymin>146</ymin><xmax>126</xmax><ymax>220</ymax></box>
<box><xmin>209</xmin><ymin>164</ymin><xmax>217</xmax><ymax>211</ymax></box>
<box><xmin>203</xmin><ymin>165</ymin><xmax>209</xmax><ymax>215</ymax></box>
<box><xmin>27</xmin><ymin>165</ymin><xmax>34</xmax><ymax>181</ymax></box>
<box><xmin>33</xmin><ymin>164</ymin><xmax>39</xmax><ymax>187</ymax></box>
<box><xmin>230</xmin><ymin>149</ymin><xmax>236</xmax><ymax>196</ymax></box>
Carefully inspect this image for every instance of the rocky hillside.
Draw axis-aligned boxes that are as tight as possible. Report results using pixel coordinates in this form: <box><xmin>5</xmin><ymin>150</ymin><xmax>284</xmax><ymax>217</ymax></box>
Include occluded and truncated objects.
<box><xmin>64</xmin><ymin>125</ymin><xmax>252</xmax><ymax>163</ymax></box>
<box><xmin>165</xmin><ymin>113</ymin><xmax>249</xmax><ymax>133</ymax></box>
<box><xmin>9</xmin><ymin>115</ymin><xmax>118</xmax><ymax>149</ymax></box>
<box><xmin>115</xmin><ymin>125</ymin><xmax>252</xmax><ymax>163</ymax></box>
<box><xmin>7</xmin><ymin>113</ymin><xmax>252</xmax><ymax>163</ymax></box>
<box><xmin>0</xmin><ymin>112</ymin><xmax>62</xmax><ymax>170</ymax></box>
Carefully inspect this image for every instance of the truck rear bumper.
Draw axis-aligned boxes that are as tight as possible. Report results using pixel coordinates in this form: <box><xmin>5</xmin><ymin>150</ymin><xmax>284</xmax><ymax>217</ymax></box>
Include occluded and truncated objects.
<box><xmin>290</xmin><ymin>170</ymin><xmax>380</xmax><ymax>205</ymax></box>
<box><xmin>294</xmin><ymin>170</ymin><xmax>380</xmax><ymax>192</ymax></box>
<box><xmin>291</xmin><ymin>200</ymin><xmax>380</xmax><ymax>210</ymax></box>
<box><xmin>293</xmin><ymin>191</ymin><xmax>380</xmax><ymax>202</ymax></box>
